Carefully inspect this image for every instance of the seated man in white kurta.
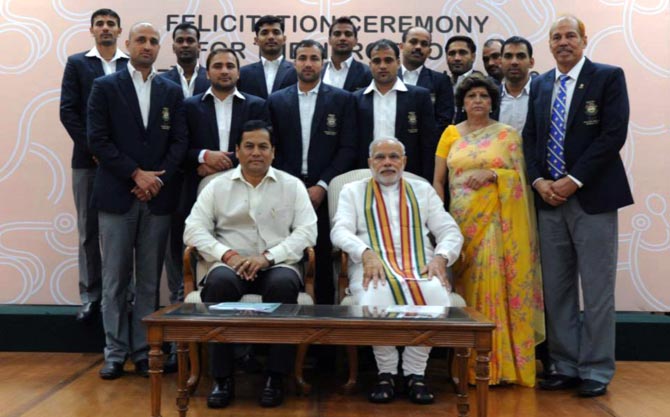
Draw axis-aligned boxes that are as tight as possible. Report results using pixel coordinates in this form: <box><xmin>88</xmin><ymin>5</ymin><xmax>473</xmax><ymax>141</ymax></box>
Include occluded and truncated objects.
<box><xmin>331</xmin><ymin>137</ymin><xmax>464</xmax><ymax>405</ymax></box>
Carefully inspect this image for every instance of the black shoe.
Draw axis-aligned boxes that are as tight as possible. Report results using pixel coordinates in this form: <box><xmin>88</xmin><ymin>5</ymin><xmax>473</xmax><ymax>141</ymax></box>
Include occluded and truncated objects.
<box><xmin>578</xmin><ymin>379</ymin><xmax>608</xmax><ymax>397</ymax></box>
<box><xmin>539</xmin><ymin>374</ymin><xmax>581</xmax><ymax>390</ymax></box>
<box><xmin>259</xmin><ymin>374</ymin><xmax>284</xmax><ymax>407</ymax></box>
<box><xmin>76</xmin><ymin>302</ymin><xmax>99</xmax><ymax>322</ymax></box>
<box><xmin>405</xmin><ymin>374</ymin><xmax>435</xmax><ymax>405</ymax></box>
<box><xmin>368</xmin><ymin>372</ymin><xmax>396</xmax><ymax>404</ymax></box>
<box><xmin>134</xmin><ymin>359</ymin><xmax>149</xmax><ymax>377</ymax></box>
<box><xmin>99</xmin><ymin>361</ymin><xmax>123</xmax><ymax>380</ymax></box>
<box><xmin>207</xmin><ymin>377</ymin><xmax>234</xmax><ymax>408</ymax></box>
<box><xmin>163</xmin><ymin>353</ymin><xmax>178</xmax><ymax>374</ymax></box>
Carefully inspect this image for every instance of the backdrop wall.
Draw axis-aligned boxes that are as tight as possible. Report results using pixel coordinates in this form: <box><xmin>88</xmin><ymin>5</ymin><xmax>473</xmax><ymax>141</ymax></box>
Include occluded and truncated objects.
<box><xmin>0</xmin><ymin>0</ymin><xmax>668</xmax><ymax>310</ymax></box>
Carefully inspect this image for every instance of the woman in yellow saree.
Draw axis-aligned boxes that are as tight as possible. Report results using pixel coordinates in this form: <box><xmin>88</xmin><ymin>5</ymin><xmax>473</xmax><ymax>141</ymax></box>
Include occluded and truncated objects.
<box><xmin>433</xmin><ymin>75</ymin><xmax>545</xmax><ymax>387</ymax></box>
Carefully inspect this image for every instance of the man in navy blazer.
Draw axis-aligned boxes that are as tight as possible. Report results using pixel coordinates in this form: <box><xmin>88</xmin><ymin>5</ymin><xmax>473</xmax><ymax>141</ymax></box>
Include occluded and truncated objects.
<box><xmin>523</xmin><ymin>15</ymin><xmax>633</xmax><ymax>397</ymax></box>
<box><xmin>237</xmin><ymin>15</ymin><xmax>297</xmax><ymax>99</ymax></box>
<box><xmin>355</xmin><ymin>39</ymin><xmax>436</xmax><ymax>181</ymax></box>
<box><xmin>183</xmin><ymin>48</ymin><xmax>268</xmax><ymax>212</ymax></box>
<box><xmin>269</xmin><ymin>39</ymin><xmax>357</xmax><ymax>304</ymax></box>
<box><xmin>87</xmin><ymin>22</ymin><xmax>187</xmax><ymax>380</ymax></box>
<box><xmin>160</xmin><ymin>22</ymin><xmax>209</xmax><ymax>98</ymax></box>
<box><xmin>398</xmin><ymin>26</ymin><xmax>454</xmax><ymax>136</ymax></box>
<box><xmin>321</xmin><ymin>16</ymin><xmax>372</xmax><ymax>92</ymax></box>
<box><xmin>60</xmin><ymin>8</ymin><xmax>128</xmax><ymax>322</ymax></box>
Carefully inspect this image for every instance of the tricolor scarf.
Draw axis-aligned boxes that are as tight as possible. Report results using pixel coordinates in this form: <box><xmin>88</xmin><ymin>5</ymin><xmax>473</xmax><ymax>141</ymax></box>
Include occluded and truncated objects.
<box><xmin>364</xmin><ymin>178</ymin><xmax>427</xmax><ymax>305</ymax></box>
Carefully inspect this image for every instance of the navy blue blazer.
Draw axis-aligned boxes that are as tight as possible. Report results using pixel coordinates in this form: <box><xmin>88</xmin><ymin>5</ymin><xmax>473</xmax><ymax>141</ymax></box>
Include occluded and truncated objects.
<box><xmin>182</xmin><ymin>91</ymin><xmax>268</xmax><ymax>209</ymax></box>
<box><xmin>523</xmin><ymin>58</ymin><xmax>633</xmax><ymax>214</ymax></box>
<box><xmin>237</xmin><ymin>58</ymin><xmax>297</xmax><ymax>99</ymax></box>
<box><xmin>60</xmin><ymin>51</ymin><xmax>128</xmax><ymax>168</ymax></box>
<box><xmin>398</xmin><ymin>66</ymin><xmax>454</xmax><ymax>135</ymax></box>
<box><xmin>87</xmin><ymin>71</ymin><xmax>187</xmax><ymax>215</ymax></box>
<box><xmin>268</xmin><ymin>83</ymin><xmax>358</xmax><ymax>186</ymax></box>
<box><xmin>354</xmin><ymin>84</ymin><xmax>437</xmax><ymax>180</ymax></box>
<box><xmin>159</xmin><ymin>65</ymin><xmax>210</xmax><ymax>96</ymax></box>
<box><xmin>321</xmin><ymin>59</ymin><xmax>372</xmax><ymax>92</ymax></box>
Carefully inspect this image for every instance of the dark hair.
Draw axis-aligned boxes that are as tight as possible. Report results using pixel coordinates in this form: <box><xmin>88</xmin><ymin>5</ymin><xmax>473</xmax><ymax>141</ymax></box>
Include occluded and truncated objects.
<box><xmin>401</xmin><ymin>26</ymin><xmax>431</xmax><ymax>43</ymax></box>
<box><xmin>206</xmin><ymin>48</ymin><xmax>240</xmax><ymax>70</ymax></box>
<box><xmin>253</xmin><ymin>15</ymin><xmax>284</xmax><ymax>35</ymax></box>
<box><xmin>445</xmin><ymin>35</ymin><xmax>476</xmax><ymax>54</ymax></box>
<box><xmin>238</xmin><ymin>120</ymin><xmax>274</xmax><ymax>145</ymax></box>
<box><xmin>172</xmin><ymin>22</ymin><xmax>200</xmax><ymax>41</ymax></box>
<box><xmin>455</xmin><ymin>74</ymin><xmax>500</xmax><ymax>113</ymax></box>
<box><xmin>502</xmin><ymin>36</ymin><xmax>534</xmax><ymax>58</ymax></box>
<box><xmin>366</xmin><ymin>38</ymin><xmax>400</xmax><ymax>59</ymax></box>
<box><xmin>91</xmin><ymin>8</ymin><xmax>120</xmax><ymax>27</ymax></box>
<box><xmin>483</xmin><ymin>38</ymin><xmax>504</xmax><ymax>49</ymax></box>
<box><xmin>328</xmin><ymin>16</ymin><xmax>357</xmax><ymax>38</ymax></box>
<box><xmin>294</xmin><ymin>39</ymin><xmax>325</xmax><ymax>58</ymax></box>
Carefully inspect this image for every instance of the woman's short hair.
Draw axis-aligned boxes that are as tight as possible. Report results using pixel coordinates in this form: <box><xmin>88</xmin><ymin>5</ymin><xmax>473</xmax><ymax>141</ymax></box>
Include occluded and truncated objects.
<box><xmin>454</xmin><ymin>74</ymin><xmax>500</xmax><ymax>113</ymax></box>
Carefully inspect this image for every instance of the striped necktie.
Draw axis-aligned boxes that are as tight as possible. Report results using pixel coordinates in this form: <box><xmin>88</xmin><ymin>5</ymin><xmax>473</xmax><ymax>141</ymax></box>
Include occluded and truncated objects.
<box><xmin>547</xmin><ymin>74</ymin><xmax>570</xmax><ymax>179</ymax></box>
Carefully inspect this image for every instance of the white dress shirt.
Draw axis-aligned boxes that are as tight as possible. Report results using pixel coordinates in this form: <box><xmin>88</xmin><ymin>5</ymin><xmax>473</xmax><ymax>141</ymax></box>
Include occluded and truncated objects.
<box><xmin>175</xmin><ymin>62</ymin><xmax>201</xmax><ymax>98</ymax></box>
<box><xmin>261</xmin><ymin>56</ymin><xmax>282</xmax><ymax>95</ymax></box>
<box><xmin>198</xmin><ymin>88</ymin><xmax>246</xmax><ymax>163</ymax></box>
<box><xmin>184</xmin><ymin>166</ymin><xmax>317</xmax><ymax>275</ymax></box>
<box><xmin>499</xmin><ymin>77</ymin><xmax>532</xmax><ymax>134</ymax></box>
<box><xmin>363</xmin><ymin>78</ymin><xmax>408</xmax><ymax>140</ymax></box>
<box><xmin>323</xmin><ymin>56</ymin><xmax>353</xmax><ymax>89</ymax></box>
<box><xmin>452</xmin><ymin>68</ymin><xmax>475</xmax><ymax>94</ymax></box>
<box><xmin>331</xmin><ymin>177</ymin><xmax>463</xmax><ymax>286</ymax></box>
<box><xmin>127</xmin><ymin>62</ymin><xmax>157</xmax><ymax>129</ymax></box>
<box><xmin>401</xmin><ymin>64</ymin><xmax>423</xmax><ymax>86</ymax></box>
<box><xmin>85</xmin><ymin>47</ymin><xmax>128</xmax><ymax>75</ymax></box>
<box><xmin>298</xmin><ymin>82</ymin><xmax>320</xmax><ymax>176</ymax></box>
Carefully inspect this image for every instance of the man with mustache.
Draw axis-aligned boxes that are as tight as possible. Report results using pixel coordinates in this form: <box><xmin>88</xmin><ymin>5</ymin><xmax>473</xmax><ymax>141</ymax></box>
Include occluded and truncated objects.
<box><xmin>445</xmin><ymin>35</ymin><xmax>481</xmax><ymax>123</ymax></box>
<box><xmin>331</xmin><ymin>137</ymin><xmax>463</xmax><ymax>404</ymax></box>
<box><xmin>60</xmin><ymin>8</ymin><xmax>128</xmax><ymax>323</ymax></box>
<box><xmin>238</xmin><ymin>15</ymin><xmax>297</xmax><ymax>99</ymax></box>
<box><xmin>322</xmin><ymin>16</ymin><xmax>372</xmax><ymax>92</ymax></box>
<box><xmin>523</xmin><ymin>14</ymin><xmax>633</xmax><ymax>398</ymax></box>
<box><xmin>184</xmin><ymin>120</ymin><xmax>317</xmax><ymax>408</ymax></box>
<box><xmin>398</xmin><ymin>26</ymin><xmax>454</xmax><ymax>137</ymax></box>
<box><xmin>268</xmin><ymin>39</ymin><xmax>357</xmax><ymax>305</ymax></box>
<box><xmin>355</xmin><ymin>39</ymin><xmax>436</xmax><ymax>181</ymax></box>
<box><xmin>482</xmin><ymin>38</ymin><xmax>504</xmax><ymax>83</ymax></box>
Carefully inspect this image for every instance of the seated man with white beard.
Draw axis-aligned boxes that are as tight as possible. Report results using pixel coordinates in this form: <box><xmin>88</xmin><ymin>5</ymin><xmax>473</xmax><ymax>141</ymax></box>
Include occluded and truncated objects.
<box><xmin>330</xmin><ymin>138</ymin><xmax>463</xmax><ymax>405</ymax></box>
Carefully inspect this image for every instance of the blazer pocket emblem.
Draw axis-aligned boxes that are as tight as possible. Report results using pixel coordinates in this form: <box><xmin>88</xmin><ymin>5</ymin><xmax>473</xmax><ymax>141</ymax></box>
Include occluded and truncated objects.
<box><xmin>407</xmin><ymin>111</ymin><xmax>418</xmax><ymax>133</ymax></box>
<box><xmin>583</xmin><ymin>100</ymin><xmax>599</xmax><ymax>126</ymax></box>
<box><xmin>324</xmin><ymin>113</ymin><xmax>338</xmax><ymax>136</ymax></box>
<box><xmin>161</xmin><ymin>107</ymin><xmax>171</xmax><ymax>130</ymax></box>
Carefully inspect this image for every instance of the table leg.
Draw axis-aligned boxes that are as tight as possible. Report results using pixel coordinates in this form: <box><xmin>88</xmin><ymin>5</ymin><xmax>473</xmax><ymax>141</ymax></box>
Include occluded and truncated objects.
<box><xmin>475</xmin><ymin>348</ymin><xmax>490</xmax><ymax>417</ymax></box>
<box><xmin>149</xmin><ymin>338</ymin><xmax>164</xmax><ymax>417</ymax></box>
<box><xmin>455</xmin><ymin>348</ymin><xmax>470</xmax><ymax>417</ymax></box>
<box><xmin>176</xmin><ymin>342</ymin><xmax>190</xmax><ymax>417</ymax></box>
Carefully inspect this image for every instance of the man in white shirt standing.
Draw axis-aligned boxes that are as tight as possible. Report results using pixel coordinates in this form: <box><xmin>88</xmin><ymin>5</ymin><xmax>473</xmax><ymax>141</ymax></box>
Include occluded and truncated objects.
<box><xmin>87</xmin><ymin>22</ymin><xmax>187</xmax><ymax>380</ymax></box>
<box><xmin>184</xmin><ymin>120</ymin><xmax>317</xmax><ymax>408</ymax></box>
<box><xmin>498</xmin><ymin>36</ymin><xmax>535</xmax><ymax>133</ymax></box>
<box><xmin>322</xmin><ymin>16</ymin><xmax>372</xmax><ymax>92</ymax></box>
<box><xmin>238</xmin><ymin>15</ymin><xmax>297</xmax><ymax>99</ymax></box>
<box><xmin>160</xmin><ymin>22</ymin><xmax>209</xmax><ymax>99</ymax></box>
<box><xmin>60</xmin><ymin>8</ymin><xmax>128</xmax><ymax>323</ymax></box>
<box><xmin>331</xmin><ymin>137</ymin><xmax>463</xmax><ymax>405</ymax></box>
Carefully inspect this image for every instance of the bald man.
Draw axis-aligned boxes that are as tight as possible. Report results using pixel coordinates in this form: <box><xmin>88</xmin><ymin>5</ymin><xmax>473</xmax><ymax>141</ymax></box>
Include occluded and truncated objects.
<box><xmin>87</xmin><ymin>22</ymin><xmax>187</xmax><ymax>379</ymax></box>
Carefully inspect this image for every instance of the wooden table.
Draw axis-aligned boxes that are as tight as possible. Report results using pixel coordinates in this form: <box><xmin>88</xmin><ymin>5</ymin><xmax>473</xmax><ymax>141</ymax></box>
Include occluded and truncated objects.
<box><xmin>143</xmin><ymin>303</ymin><xmax>494</xmax><ymax>417</ymax></box>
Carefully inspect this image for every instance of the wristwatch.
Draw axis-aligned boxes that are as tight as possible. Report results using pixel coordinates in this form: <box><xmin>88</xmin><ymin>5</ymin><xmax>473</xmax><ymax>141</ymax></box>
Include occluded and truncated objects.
<box><xmin>263</xmin><ymin>251</ymin><xmax>275</xmax><ymax>266</ymax></box>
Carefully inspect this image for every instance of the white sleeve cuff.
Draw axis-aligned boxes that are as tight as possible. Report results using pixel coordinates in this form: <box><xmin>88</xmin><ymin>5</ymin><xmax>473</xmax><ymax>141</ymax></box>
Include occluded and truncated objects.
<box><xmin>198</xmin><ymin>150</ymin><xmax>207</xmax><ymax>164</ymax></box>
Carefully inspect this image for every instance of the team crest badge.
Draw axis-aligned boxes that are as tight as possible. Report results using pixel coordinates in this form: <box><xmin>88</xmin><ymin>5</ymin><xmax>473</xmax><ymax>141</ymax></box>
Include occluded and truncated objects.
<box><xmin>327</xmin><ymin>114</ymin><xmax>337</xmax><ymax>128</ymax></box>
<box><xmin>161</xmin><ymin>107</ymin><xmax>171</xmax><ymax>130</ymax></box>
<box><xmin>408</xmin><ymin>111</ymin><xmax>417</xmax><ymax>126</ymax></box>
<box><xmin>585</xmin><ymin>101</ymin><xmax>598</xmax><ymax>116</ymax></box>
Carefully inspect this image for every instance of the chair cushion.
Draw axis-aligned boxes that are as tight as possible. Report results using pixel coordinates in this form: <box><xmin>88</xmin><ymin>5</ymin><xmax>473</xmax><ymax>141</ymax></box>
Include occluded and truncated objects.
<box><xmin>184</xmin><ymin>290</ymin><xmax>314</xmax><ymax>305</ymax></box>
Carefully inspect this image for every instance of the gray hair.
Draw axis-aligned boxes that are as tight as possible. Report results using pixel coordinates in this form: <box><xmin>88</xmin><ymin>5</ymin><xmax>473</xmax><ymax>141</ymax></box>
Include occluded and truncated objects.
<box><xmin>368</xmin><ymin>137</ymin><xmax>406</xmax><ymax>156</ymax></box>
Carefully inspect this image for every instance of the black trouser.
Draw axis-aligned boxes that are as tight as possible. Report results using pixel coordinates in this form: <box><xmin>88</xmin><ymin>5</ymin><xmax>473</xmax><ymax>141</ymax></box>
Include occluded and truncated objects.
<box><xmin>201</xmin><ymin>266</ymin><xmax>301</xmax><ymax>378</ymax></box>
<box><xmin>314</xmin><ymin>200</ymin><xmax>334</xmax><ymax>304</ymax></box>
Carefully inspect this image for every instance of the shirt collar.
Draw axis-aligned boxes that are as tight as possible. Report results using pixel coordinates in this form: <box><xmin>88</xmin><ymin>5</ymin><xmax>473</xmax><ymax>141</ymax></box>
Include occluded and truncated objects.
<box><xmin>401</xmin><ymin>64</ymin><xmax>423</xmax><ymax>77</ymax></box>
<box><xmin>203</xmin><ymin>87</ymin><xmax>245</xmax><ymax>102</ymax></box>
<box><xmin>85</xmin><ymin>46</ymin><xmax>128</xmax><ymax>62</ymax></box>
<box><xmin>176</xmin><ymin>62</ymin><xmax>201</xmax><ymax>76</ymax></box>
<box><xmin>261</xmin><ymin>56</ymin><xmax>283</xmax><ymax>68</ymax></box>
<box><xmin>231</xmin><ymin>165</ymin><xmax>277</xmax><ymax>183</ymax></box>
<box><xmin>328</xmin><ymin>55</ymin><xmax>354</xmax><ymax>70</ymax></box>
<box><xmin>363</xmin><ymin>78</ymin><xmax>408</xmax><ymax>95</ymax></box>
<box><xmin>555</xmin><ymin>56</ymin><xmax>586</xmax><ymax>82</ymax></box>
<box><xmin>127</xmin><ymin>62</ymin><xmax>157</xmax><ymax>81</ymax></box>
<box><xmin>297</xmin><ymin>81</ymin><xmax>320</xmax><ymax>96</ymax></box>
<box><xmin>501</xmin><ymin>76</ymin><xmax>532</xmax><ymax>97</ymax></box>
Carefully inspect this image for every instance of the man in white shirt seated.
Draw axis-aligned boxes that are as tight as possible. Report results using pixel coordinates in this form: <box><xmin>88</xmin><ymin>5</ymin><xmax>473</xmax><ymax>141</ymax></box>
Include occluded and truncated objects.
<box><xmin>183</xmin><ymin>120</ymin><xmax>317</xmax><ymax>408</ymax></box>
<box><xmin>330</xmin><ymin>138</ymin><xmax>463</xmax><ymax>405</ymax></box>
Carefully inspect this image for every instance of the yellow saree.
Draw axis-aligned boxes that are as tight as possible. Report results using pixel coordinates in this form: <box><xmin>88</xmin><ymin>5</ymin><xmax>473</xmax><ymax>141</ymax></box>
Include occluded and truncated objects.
<box><xmin>436</xmin><ymin>123</ymin><xmax>545</xmax><ymax>387</ymax></box>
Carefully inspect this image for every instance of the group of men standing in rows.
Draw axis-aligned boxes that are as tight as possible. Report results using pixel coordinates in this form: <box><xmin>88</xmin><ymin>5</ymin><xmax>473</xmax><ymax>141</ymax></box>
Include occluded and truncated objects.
<box><xmin>59</xmin><ymin>7</ymin><xmax>630</xmax><ymax>409</ymax></box>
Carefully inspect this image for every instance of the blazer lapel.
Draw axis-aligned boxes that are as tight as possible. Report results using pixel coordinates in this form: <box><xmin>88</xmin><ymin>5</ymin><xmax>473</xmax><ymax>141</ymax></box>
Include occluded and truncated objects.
<box><xmin>195</xmin><ymin>67</ymin><xmax>209</xmax><ymax>94</ymax></box>
<box><xmin>273</xmin><ymin>59</ymin><xmax>290</xmax><ymax>92</ymax></box>
<box><xmin>344</xmin><ymin>61</ymin><xmax>360</xmax><ymax>91</ymax></box>
<box><xmin>118</xmin><ymin>71</ymin><xmax>144</xmax><ymax>130</ymax></box>
<box><xmin>566</xmin><ymin>59</ymin><xmax>593</xmax><ymax>129</ymax></box>
<box><xmin>228</xmin><ymin>96</ymin><xmax>243</xmax><ymax>152</ymax></box>
<box><xmin>395</xmin><ymin>90</ymin><xmax>408</xmax><ymax>135</ymax></box>
<box><xmin>538</xmin><ymin>71</ymin><xmax>555</xmax><ymax>144</ymax></box>
<box><xmin>310</xmin><ymin>84</ymin><xmax>328</xmax><ymax>140</ymax></box>
<box><xmin>147</xmin><ymin>77</ymin><xmax>164</xmax><ymax>131</ymax></box>
<box><xmin>417</xmin><ymin>67</ymin><xmax>431</xmax><ymax>89</ymax></box>
<box><xmin>204</xmin><ymin>96</ymin><xmax>222</xmax><ymax>150</ymax></box>
<box><xmin>86</xmin><ymin>56</ymin><xmax>105</xmax><ymax>77</ymax></box>
<box><xmin>256</xmin><ymin>63</ymin><xmax>269</xmax><ymax>97</ymax></box>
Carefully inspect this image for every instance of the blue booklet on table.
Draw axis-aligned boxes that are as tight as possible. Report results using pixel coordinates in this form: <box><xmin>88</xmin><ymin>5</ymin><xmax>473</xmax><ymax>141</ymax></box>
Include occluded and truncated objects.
<box><xmin>208</xmin><ymin>302</ymin><xmax>281</xmax><ymax>313</ymax></box>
